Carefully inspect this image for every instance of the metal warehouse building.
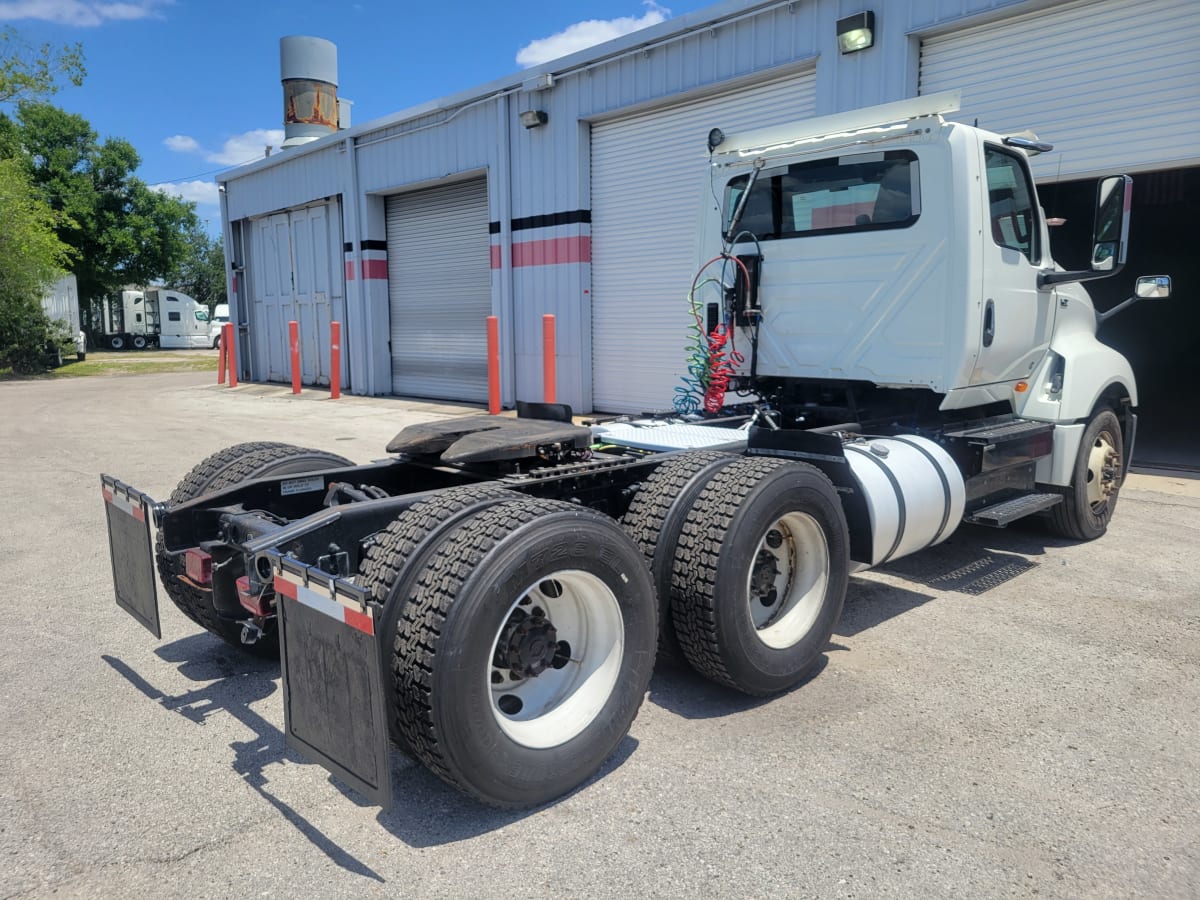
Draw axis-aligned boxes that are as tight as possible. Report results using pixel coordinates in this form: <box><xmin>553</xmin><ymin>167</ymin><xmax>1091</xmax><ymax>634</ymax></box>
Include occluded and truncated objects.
<box><xmin>219</xmin><ymin>0</ymin><xmax>1200</xmax><ymax>467</ymax></box>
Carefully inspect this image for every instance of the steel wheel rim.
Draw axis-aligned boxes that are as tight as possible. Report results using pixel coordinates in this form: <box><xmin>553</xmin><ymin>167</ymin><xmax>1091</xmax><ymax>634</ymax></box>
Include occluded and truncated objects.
<box><xmin>1086</xmin><ymin>428</ymin><xmax>1121</xmax><ymax>510</ymax></box>
<box><xmin>487</xmin><ymin>569</ymin><xmax>624</xmax><ymax>750</ymax></box>
<box><xmin>746</xmin><ymin>512</ymin><xmax>830</xmax><ymax>650</ymax></box>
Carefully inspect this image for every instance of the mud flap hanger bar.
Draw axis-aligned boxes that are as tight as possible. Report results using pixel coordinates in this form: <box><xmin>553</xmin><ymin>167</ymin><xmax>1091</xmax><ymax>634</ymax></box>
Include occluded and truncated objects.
<box><xmin>264</xmin><ymin>550</ymin><xmax>394</xmax><ymax>810</ymax></box>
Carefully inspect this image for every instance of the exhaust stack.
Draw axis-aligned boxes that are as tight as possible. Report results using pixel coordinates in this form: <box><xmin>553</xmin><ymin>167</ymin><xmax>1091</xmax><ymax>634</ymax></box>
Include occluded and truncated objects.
<box><xmin>280</xmin><ymin>35</ymin><xmax>338</xmax><ymax>148</ymax></box>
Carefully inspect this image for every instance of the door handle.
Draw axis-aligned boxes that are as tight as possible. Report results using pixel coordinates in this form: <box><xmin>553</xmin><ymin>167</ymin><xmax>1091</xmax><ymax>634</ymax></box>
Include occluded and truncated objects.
<box><xmin>983</xmin><ymin>299</ymin><xmax>995</xmax><ymax>348</ymax></box>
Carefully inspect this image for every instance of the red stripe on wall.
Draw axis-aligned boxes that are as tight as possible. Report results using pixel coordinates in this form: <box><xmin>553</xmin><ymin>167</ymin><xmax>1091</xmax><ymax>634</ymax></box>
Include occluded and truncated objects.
<box><xmin>511</xmin><ymin>236</ymin><xmax>591</xmax><ymax>267</ymax></box>
<box><xmin>490</xmin><ymin>245</ymin><xmax>502</xmax><ymax>269</ymax></box>
<box><xmin>344</xmin><ymin>260</ymin><xmax>356</xmax><ymax>281</ymax></box>
<box><xmin>361</xmin><ymin>259</ymin><xmax>388</xmax><ymax>280</ymax></box>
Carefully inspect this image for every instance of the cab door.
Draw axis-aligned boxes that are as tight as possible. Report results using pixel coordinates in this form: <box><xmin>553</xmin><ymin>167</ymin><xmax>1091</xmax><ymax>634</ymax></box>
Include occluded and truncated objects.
<box><xmin>970</xmin><ymin>144</ymin><xmax>1056</xmax><ymax>386</ymax></box>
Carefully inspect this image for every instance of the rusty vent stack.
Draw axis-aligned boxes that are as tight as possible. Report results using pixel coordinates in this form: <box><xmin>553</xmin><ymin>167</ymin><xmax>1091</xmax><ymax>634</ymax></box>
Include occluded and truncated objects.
<box><xmin>280</xmin><ymin>35</ymin><xmax>339</xmax><ymax>149</ymax></box>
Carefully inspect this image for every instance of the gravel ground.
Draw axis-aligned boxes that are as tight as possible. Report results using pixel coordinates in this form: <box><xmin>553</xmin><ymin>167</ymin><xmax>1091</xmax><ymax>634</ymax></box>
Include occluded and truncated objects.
<box><xmin>0</xmin><ymin>371</ymin><xmax>1197</xmax><ymax>899</ymax></box>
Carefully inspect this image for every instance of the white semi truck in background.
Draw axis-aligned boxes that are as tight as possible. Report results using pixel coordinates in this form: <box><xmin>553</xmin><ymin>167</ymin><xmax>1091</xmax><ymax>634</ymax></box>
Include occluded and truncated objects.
<box><xmin>101</xmin><ymin>93</ymin><xmax>1170</xmax><ymax>811</ymax></box>
<box><xmin>98</xmin><ymin>288</ymin><xmax>211</xmax><ymax>350</ymax></box>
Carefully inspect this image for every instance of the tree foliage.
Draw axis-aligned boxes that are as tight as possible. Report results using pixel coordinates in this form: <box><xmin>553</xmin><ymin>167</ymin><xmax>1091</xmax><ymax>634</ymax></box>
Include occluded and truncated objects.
<box><xmin>0</xmin><ymin>156</ymin><xmax>74</xmax><ymax>371</ymax></box>
<box><xmin>0</xmin><ymin>26</ymin><xmax>85</xmax><ymax>105</ymax></box>
<box><xmin>171</xmin><ymin>231</ymin><xmax>227</xmax><ymax>309</ymax></box>
<box><xmin>6</xmin><ymin>101</ymin><xmax>203</xmax><ymax>313</ymax></box>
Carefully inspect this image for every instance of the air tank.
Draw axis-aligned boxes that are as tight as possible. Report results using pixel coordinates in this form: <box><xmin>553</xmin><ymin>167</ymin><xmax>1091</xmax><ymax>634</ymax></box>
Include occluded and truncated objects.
<box><xmin>842</xmin><ymin>435</ymin><xmax>966</xmax><ymax>568</ymax></box>
<box><xmin>280</xmin><ymin>35</ymin><xmax>338</xmax><ymax>148</ymax></box>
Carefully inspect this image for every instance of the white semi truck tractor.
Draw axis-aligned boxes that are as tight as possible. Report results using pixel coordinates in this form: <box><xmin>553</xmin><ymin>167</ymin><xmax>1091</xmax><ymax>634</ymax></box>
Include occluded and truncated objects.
<box><xmin>101</xmin><ymin>92</ymin><xmax>1169</xmax><ymax>811</ymax></box>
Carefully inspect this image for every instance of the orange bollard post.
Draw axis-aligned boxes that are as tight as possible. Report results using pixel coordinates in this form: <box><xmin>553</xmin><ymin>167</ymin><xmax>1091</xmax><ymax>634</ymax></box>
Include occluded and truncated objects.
<box><xmin>542</xmin><ymin>314</ymin><xmax>556</xmax><ymax>404</ymax></box>
<box><xmin>217</xmin><ymin>330</ymin><xmax>226</xmax><ymax>384</ymax></box>
<box><xmin>486</xmin><ymin>316</ymin><xmax>500</xmax><ymax>415</ymax></box>
<box><xmin>330</xmin><ymin>321</ymin><xmax>341</xmax><ymax>400</ymax></box>
<box><xmin>224</xmin><ymin>323</ymin><xmax>238</xmax><ymax>388</ymax></box>
<box><xmin>289</xmin><ymin>320</ymin><xmax>301</xmax><ymax>394</ymax></box>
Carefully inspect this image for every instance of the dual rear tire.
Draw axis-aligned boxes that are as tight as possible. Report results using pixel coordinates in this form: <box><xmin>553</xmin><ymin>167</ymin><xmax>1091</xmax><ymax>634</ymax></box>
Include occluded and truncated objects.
<box><xmin>624</xmin><ymin>453</ymin><xmax>850</xmax><ymax>697</ymax></box>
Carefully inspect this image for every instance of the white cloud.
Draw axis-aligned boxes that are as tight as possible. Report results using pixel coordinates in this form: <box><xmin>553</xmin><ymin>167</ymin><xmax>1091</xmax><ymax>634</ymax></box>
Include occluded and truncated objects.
<box><xmin>150</xmin><ymin>179</ymin><xmax>219</xmax><ymax>207</ymax></box>
<box><xmin>516</xmin><ymin>1</ymin><xmax>670</xmax><ymax>68</ymax></box>
<box><xmin>163</xmin><ymin>134</ymin><xmax>200</xmax><ymax>153</ymax></box>
<box><xmin>163</xmin><ymin>128</ymin><xmax>285</xmax><ymax>167</ymax></box>
<box><xmin>0</xmin><ymin>0</ymin><xmax>170</xmax><ymax>26</ymax></box>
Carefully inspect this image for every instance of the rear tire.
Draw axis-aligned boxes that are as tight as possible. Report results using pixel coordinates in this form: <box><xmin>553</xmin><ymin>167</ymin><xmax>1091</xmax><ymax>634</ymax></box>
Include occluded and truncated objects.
<box><xmin>1049</xmin><ymin>408</ymin><xmax>1124</xmax><ymax>541</ymax></box>
<box><xmin>671</xmin><ymin>457</ymin><xmax>849</xmax><ymax>696</ymax></box>
<box><xmin>155</xmin><ymin>442</ymin><xmax>353</xmax><ymax>656</ymax></box>
<box><xmin>392</xmin><ymin>499</ymin><xmax>657</xmax><ymax>807</ymax></box>
<box><xmin>620</xmin><ymin>450</ymin><xmax>739</xmax><ymax>663</ymax></box>
<box><xmin>357</xmin><ymin>484</ymin><xmax>518</xmax><ymax>750</ymax></box>
<box><xmin>110</xmin><ymin>336</ymin><xmax>125</xmax><ymax>350</ymax></box>
<box><xmin>132</xmin><ymin>335</ymin><xmax>147</xmax><ymax>350</ymax></box>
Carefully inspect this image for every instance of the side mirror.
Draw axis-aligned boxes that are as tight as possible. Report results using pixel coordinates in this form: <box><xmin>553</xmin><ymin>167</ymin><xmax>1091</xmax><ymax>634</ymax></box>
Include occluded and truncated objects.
<box><xmin>1091</xmin><ymin>175</ymin><xmax>1131</xmax><ymax>273</ymax></box>
<box><xmin>1135</xmin><ymin>275</ymin><xmax>1171</xmax><ymax>300</ymax></box>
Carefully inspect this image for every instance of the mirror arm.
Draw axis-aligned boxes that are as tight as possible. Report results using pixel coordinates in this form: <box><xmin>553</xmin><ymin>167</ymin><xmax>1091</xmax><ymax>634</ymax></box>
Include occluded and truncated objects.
<box><xmin>1038</xmin><ymin>260</ymin><xmax>1125</xmax><ymax>289</ymax></box>
<box><xmin>1096</xmin><ymin>294</ymin><xmax>1140</xmax><ymax>326</ymax></box>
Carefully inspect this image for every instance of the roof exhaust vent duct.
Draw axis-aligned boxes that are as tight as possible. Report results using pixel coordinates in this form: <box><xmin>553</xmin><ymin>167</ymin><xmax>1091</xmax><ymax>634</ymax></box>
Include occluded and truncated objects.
<box><xmin>280</xmin><ymin>35</ymin><xmax>338</xmax><ymax>149</ymax></box>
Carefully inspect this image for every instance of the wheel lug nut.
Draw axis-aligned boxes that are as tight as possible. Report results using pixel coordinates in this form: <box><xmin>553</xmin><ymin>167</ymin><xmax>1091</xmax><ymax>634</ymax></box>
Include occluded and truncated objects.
<box><xmin>766</xmin><ymin>530</ymin><xmax>783</xmax><ymax>549</ymax></box>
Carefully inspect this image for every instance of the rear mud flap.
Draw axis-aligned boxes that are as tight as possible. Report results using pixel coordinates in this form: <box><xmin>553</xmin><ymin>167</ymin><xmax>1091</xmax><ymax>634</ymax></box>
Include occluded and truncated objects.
<box><xmin>101</xmin><ymin>475</ymin><xmax>161</xmax><ymax>639</ymax></box>
<box><xmin>270</xmin><ymin>554</ymin><xmax>393</xmax><ymax>809</ymax></box>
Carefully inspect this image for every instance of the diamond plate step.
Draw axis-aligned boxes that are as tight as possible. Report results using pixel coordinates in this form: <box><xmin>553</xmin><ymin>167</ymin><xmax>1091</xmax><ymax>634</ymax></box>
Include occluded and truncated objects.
<box><xmin>965</xmin><ymin>492</ymin><xmax>1062</xmax><ymax>527</ymax></box>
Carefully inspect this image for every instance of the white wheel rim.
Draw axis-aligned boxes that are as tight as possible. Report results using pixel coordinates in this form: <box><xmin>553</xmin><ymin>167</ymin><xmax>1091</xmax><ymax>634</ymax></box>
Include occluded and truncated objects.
<box><xmin>745</xmin><ymin>512</ymin><xmax>830</xmax><ymax>650</ymax></box>
<box><xmin>1086</xmin><ymin>429</ymin><xmax>1120</xmax><ymax>509</ymax></box>
<box><xmin>487</xmin><ymin>570</ymin><xmax>624</xmax><ymax>750</ymax></box>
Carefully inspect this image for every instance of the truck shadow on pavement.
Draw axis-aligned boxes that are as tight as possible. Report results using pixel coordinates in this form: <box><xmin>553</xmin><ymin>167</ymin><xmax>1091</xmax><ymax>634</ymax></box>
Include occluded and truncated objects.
<box><xmin>102</xmin><ymin>636</ymin><xmax>386</xmax><ymax>882</ymax></box>
<box><xmin>103</xmin><ymin>634</ymin><xmax>642</xmax><ymax>854</ymax></box>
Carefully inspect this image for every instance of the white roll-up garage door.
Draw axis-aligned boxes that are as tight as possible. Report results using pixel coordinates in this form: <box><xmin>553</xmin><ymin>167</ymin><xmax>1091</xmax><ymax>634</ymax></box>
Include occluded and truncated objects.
<box><xmin>591</xmin><ymin>70</ymin><xmax>817</xmax><ymax>414</ymax></box>
<box><xmin>920</xmin><ymin>0</ymin><xmax>1200</xmax><ymax>181</ymax></box>
<box><xmin>386</xmin><ymin>177</ymin><xmax>491</xmax><ymax>401</ymax></box>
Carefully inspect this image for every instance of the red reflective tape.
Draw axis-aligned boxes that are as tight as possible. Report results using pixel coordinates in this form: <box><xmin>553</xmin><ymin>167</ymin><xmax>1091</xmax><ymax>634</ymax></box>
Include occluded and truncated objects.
<box><xmin>102</xmin><ymin>488</ymin><xmax>114</xmax><ymax>504</ymax></box>
<box><xmin>343</xmin><ymin>607</ymin><xmax>375</xmax><ymax>636</ymax></box>
<box><xmin>131</xmin><ymin>504</ymin><xmax>145</xmax><ymax>522</ymax></box>
<box><xmin>273</xmin><ymin>574</ymin><xmax>298</xmax><ymax>599</ymax></box>
<box><xmin>361</xmin><ymin>259</ymin><xmax>388</xmax><ymax>280</ymax></box>
<box><xmin>511</xmin><ymin>236</ymin><xmax>590</xmax><ymax>267</ymax></box>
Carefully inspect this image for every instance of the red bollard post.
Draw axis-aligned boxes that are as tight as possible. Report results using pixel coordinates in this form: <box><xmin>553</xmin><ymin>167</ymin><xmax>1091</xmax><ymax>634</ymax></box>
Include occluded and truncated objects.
<box><xmin>542</xmin><ymin>314</ymin><xmax>556</xmax><ymax>404</ymax></box>
<box><xmin>289</xmin><ymin>320</ymin><xmax>301</xmax><ymax>394</ymax></box>
<box><xmin>217</xmin><ymin>330</ymin><xmax>226</xmax><ymax>385</ymax></box>
<box><xmin>486</xmin><ymin>316</ymin><xmax>500</xmax><ymax>415</ymax></box>
<box><xmin>224</xmin><ymin>323</ymin><xmax>237</xmax><ymax>388</ymax></box>
<box><xmin>330</xmin><ymin>321</ymin><xmax>341</xmax><ymax>400</ymax></box>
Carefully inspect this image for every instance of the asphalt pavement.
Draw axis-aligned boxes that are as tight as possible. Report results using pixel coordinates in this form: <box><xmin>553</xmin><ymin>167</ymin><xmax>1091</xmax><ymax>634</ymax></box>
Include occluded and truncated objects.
<box><xmin>0</xmin><ymin>371</ymin><xmax>1197</xmax><ymax>898</ymax></box>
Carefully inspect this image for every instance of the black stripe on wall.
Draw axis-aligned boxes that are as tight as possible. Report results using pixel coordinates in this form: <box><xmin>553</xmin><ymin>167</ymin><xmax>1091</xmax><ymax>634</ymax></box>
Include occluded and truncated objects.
<box><xmin>511</xmin><ymin>209</ymin><xmax>591</xmax><ymax>232</ymax></box>
<box><xmin>343</xmin><ymin>242</ymin><xmax>353</xmax><ymax>252</ymax></box>
<box><xmin>361</xmin><ymin>239</ymin><xmax>388</xmax><ymax>251</ymax></box>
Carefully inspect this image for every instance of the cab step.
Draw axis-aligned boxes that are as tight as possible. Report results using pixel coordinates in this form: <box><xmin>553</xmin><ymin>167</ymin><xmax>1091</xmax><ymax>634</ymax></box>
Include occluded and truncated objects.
<box><xmin>965</xmin><ymin>492</ymin><xmax>1062</xmax><ymax>527</ymax></box>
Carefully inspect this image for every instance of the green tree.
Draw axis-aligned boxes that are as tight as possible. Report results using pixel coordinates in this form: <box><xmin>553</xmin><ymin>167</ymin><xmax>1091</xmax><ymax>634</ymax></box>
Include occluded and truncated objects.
<box><xmin>0</xmin><ymin>156</ymin><xmax>74</xmax><ymax>371</ymax></box>
<box><xmin>0</xmin><ymin>26</ymin><xmax>85</xmax><ymax>104</ymax></box>
<box><xmin>171</xmin><ymin>230</ymin><xmax>227</xmax><ymax>308</ymax></box>
<box><xmin>10</xmin><ymin>102</ymin><xmax>201</xmax><ymax>314</ymax></box>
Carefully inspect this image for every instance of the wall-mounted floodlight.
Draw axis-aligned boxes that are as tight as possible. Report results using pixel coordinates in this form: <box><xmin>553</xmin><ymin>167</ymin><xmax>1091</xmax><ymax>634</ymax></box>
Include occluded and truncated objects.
<box><xmin>520</xmin><ymin>109</ymin><xmax>549</xmax><ymax>129</ymax></box>
<box><xmin>837</xmin><ymin>11</ymin><xmax>875</xmax><ymax>53</ymax></box>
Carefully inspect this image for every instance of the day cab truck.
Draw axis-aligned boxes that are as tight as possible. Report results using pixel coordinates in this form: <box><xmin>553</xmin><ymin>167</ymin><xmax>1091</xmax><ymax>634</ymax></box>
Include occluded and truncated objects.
<box><xmin>102</xmin><ymin>92</ymin><xmax>1171</xmax><ymax>811</ymax></box>
<box><xmin>98</xmin><ymin>288</ymin><xmax>211</xmax><ymax>350</ymax></box>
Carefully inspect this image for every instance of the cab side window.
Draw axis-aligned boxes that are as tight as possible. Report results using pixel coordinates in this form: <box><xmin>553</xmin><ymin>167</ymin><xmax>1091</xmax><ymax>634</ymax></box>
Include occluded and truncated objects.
<box><xmin>984</xmin><ymin>146</ymin><xmax>1040</xmax><ymax>264</ymax></box>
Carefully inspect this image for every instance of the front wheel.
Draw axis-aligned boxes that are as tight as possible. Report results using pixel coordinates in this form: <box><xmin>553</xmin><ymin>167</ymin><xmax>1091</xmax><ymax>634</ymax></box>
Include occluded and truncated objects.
<box><xmin>671</xmin><ymin>457</ymin><xmax>849</xmax><ymax>696</ymax></box>
<box><xmin>392</xmin><ymin>499</ymin><xmax>657</xmax><ymax>807</ymax></box>
<box><xmin>1049</xmin><ymin>408</ymin><xmax>1124</xmax><ymax>541</ymax></box>
<box><xmin>131</xmin><ymin>335</ymin><xmax>147</xmax><ymax>350</ymax></box>
<box><xmin>109</xmin><ymin>335</ymin><xmax>125</xmax><ymax>350</ymax></box>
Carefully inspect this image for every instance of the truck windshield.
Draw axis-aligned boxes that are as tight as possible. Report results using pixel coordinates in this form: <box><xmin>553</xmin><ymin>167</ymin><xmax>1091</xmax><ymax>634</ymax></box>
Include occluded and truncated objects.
<box><xmin>724</xmin><ymin>149</ymin><xmax>920</xmax><ymax>240</ymax></box>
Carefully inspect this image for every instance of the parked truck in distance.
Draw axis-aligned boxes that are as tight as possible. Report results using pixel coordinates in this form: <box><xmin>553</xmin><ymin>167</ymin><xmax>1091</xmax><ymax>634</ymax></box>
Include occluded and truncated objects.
<box><xmin>98</xmin><ymin>288</ymin><xmax>211</xmax><ymax>350</ymax></box>
<box><xmin>102</xmin><ymin>92</ymin><xmax>1171</xmax><ymax>812</ymax></box>
<box><xmin>40</xmin><ymin>274</ymin><xmax>87</xmax><ymax>365</ymax></box>
<box><xmin>208</xmin><ymin>303</ymin><xmax>230</xmax><ymax>348</ymax></box>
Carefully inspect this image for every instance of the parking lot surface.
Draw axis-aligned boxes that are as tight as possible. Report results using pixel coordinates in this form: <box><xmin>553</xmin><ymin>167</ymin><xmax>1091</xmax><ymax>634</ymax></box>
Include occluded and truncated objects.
<box><xmin>1</xmin><ymin>372</ymin><xmax>1197</xmax><ymax>898</ymax></box>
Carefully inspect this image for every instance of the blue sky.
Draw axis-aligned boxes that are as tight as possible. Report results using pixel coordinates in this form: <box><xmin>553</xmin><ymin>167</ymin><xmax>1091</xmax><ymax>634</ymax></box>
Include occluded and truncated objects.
<box><xmin>1</xmin><ymin>0</ymin><xmax>714</xmax><ymax>233</ymax></box>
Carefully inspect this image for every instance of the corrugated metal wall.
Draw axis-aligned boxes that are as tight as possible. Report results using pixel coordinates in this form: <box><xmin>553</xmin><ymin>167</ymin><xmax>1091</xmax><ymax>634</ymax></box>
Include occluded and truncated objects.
<box><xmin>220</xmin><ymin>0</ymin><xmax>1194</xmax><ymax>410</ymax></box>
<box><xmin>919</xmin><ymin>0</ymin><xmax>1200</xmax><ymax>180</ymax></box>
